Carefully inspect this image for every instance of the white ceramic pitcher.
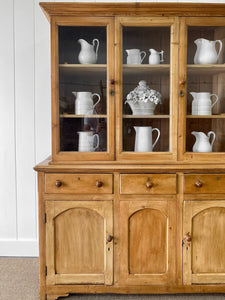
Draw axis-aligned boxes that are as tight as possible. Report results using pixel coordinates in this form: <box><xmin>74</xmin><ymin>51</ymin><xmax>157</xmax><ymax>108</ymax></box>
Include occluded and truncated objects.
<box><xmin>194</xmin><ymin>38</ymin><xmax>222</xmax><ymax>64</ymax></box>
<box><xmin>149</xmin><ymin>49</ymin><xmax>164</xmax><ymax>65</ymax></box>
<box><xmin>72</xmin><ymin>91</ymin><xmax>101</xmax><ymax>115</ymax></box>
<box><xmin>134</xmin><ymin>126</ymin><xmax>160</xmax><ymax>152</ymax></box>
<box><xmin>192</xmin><ymin>131</ymin><xmax>216</xmax><ymax>152</ymax></box>
<box><xmin>77</xmin><ymin>131</ymin><xmax>99</xmax><ymax>152</ymax></box>
<box><xmin>78</xmin><ymin>38</ymin><xmax>99</xmax><ymax>64</ymax></box>
<box><xmin>126</xmin><ymin>49</ymin><xmax>146</xmax><ymax>64</ymax></box>
<box><xmin>190</xmin><ymin>92</ymin><xmax>218</xmax><ymax>115</ymax></box>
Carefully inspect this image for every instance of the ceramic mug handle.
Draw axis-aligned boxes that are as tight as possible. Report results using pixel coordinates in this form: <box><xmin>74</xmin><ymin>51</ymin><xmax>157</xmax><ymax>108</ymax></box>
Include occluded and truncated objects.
<box><xmin>93</xmin><ymin>134</ymin><xmax>100</xmax><ymax>150</ymax></box>
<box><xmin>210</xmin><ymin>94</ymin><xmax>218</xmax><ymax>108</ymax></box>
<box><xmin>93</xmin><ymin>38</ymin><xmax>99</xmax><ymax>56</ymax></box>
<box><xmin>140</xmin><ymin>51</ymin><xmax>146</xmax><ymax>63</ymax></box>
<box><xmin>207</xmin><ymin>131</ymin><xmax>216</xmax><ymax>147</ymax></box>
<box><xmin>216</xmin><ymin>40</ymin><xmax>222</xmax><ymax>62</ymax></box>
<box><xmin>92</xmin><ymin>93</ymin><xmax>101</xmax><ymax>109</ymax></box>
<box><xmin>152</xmin><ymin>128</ymin><xmax>160</xmax><ymax>150</ymax></box>
<box><xmin>160</xmin><ymin>50</ymin><xmax>164</xmax><ymax>63</ymax></box>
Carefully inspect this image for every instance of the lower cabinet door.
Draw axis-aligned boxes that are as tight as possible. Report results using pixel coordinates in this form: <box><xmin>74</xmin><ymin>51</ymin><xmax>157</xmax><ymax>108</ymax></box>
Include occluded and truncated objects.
<box><xmin>183</xmin><ymin>200</ymin><xmax>225</xmax><ymax>285</ymax></box>
<box><xmin>119</xmin><ymin>200</ymin><xmax>176</xmax><ymax>285</ymax></box>
<box><xmin>45</xmin><ymin>200</ymin><xmax>113</xmax><ymax>285</ymax></box>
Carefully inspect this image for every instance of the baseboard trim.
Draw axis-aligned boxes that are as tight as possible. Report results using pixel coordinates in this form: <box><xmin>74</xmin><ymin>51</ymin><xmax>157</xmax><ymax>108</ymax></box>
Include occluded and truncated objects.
<box><xmin>0</xmin><ymin>240</ymin><xmax>38</xmax><ymax>257</ymax></box>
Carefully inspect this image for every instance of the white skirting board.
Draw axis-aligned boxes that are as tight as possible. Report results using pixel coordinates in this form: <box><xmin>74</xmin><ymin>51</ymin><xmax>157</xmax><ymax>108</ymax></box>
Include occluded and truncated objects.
<box><xmin>0</xmin><ymin>240</ymin><xmax>38</xmax><ymax>257</ymax></box>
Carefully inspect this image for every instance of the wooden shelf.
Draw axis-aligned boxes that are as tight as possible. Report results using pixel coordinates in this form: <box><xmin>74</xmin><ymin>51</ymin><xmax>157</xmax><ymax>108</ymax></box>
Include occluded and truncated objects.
<box><xmin>123</xmin><ymin>114</ymin><xmax>170</xmax><ymax>118</ymax></box>
<box><xmin>123</xmin><ymin>64</ymin><xmax>170</xmax><ymax>75</ymax></box>
<box><xmin>187</xmin><ymin>64</ymin><xmax>225</xmax><ymax>75</ymax></box>
<box><xmin>60</xmin><ymin>114</ymin><xmax>107</xmax><ymax>118</ymax></box>
<box><xmin>59</xmin><ymin>64</ymin><xmax>107</xmax><ymax>75</ymax></box>
<box><xmin>187</xmin><ymin>115</ymin><xmax>225</xmax><ymax>119</ymax></box>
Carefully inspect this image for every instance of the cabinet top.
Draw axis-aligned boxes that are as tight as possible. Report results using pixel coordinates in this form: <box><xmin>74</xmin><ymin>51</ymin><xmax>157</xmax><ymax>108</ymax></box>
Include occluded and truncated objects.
<box><xmin>40</xmin><ymin>2</ymin><xmax>225</xmax><ymax>21</ymax></box>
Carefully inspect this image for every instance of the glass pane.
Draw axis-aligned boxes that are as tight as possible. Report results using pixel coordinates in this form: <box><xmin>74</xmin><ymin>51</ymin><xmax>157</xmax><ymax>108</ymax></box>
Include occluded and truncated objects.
<box><xmin>58</xmin><ymin>26</ymin><xmax>107</xmax><ymax>152</ymax></box>
<box><xmin>122</xmin><ymin>26</ymin><xmax>170</xmax><ymax>152</ymax></box>
<box><xmin>186</xmin><ymin>26</ymin><xmax>225</xmax><ymax>153</ymax></box>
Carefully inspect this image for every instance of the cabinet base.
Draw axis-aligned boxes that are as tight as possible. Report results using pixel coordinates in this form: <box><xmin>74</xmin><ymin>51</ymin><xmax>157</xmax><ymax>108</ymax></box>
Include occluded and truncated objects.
<box><xmin>45</xmin><ymin>285</ymin><xmax>225</xmax><ymax>297</ymax></box>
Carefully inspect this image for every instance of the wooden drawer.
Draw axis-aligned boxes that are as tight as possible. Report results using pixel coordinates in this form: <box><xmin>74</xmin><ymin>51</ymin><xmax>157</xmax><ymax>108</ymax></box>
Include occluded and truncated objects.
<box><xmin>45</xmin><ymin>173</ymin><xmax>113</xmax><ymax>194</ymax></box>
<box><xmin>185</xmin><ymin>174</ymin><xmax>225</xmax><ymax>194</ymax></box>
<box><xmin>120</xmin><ymin>174</ymin><xmax>177</xmax><ymax>195</ymax></box>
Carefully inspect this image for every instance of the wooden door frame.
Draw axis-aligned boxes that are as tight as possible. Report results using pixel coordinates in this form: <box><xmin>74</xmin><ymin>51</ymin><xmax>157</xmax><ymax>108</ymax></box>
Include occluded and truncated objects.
<box><xmin>50</xmin><ymin>16</ymin><xmax>115</xmax><ymax>162</ymax></box>
<box><xmin>119</xmin><ymin>199</ymin><xmax>176</xmax><ymax>285</ymax></box>
<box><xmin>183</xmin><ymin>200</ymin><xmax>225</xmax><ymax>285</ymax></box>
<box><xmin>115</xmin><ymin>16</ymin><xmax>179</xmax><ymax>163</ymax></box>
<box><xmin>45</xmin><ymin>200</ymin><xmax>113</xmax><ymax>285</ymax></box>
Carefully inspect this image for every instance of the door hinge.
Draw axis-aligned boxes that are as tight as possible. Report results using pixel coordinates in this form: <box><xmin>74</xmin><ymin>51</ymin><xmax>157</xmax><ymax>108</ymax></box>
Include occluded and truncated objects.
<box><xmin>44</xmin><ymin>213</ymin><xmax>47</xmax><ymax>223</ymax></box>
<box><xmin>45</xmin><ymin>266</ymin><xmax>47</xmax><ymax>276</ymax></box>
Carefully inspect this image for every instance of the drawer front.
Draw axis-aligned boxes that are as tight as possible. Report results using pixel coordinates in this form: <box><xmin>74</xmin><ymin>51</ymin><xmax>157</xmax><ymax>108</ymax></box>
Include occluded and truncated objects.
<box><xmin>45</xmin><ymin>173</ymin><xmax>113</xmax><ymax>194</ymax></box>
<box><xmin>120</xmin><ymin>174</ymin><xmax>177</xmax><ymax>195</ymax></box>
<box><xmin>185</xmin><ymin>174</ymin><xmax>225</xmax><ymax>194</ymax></box>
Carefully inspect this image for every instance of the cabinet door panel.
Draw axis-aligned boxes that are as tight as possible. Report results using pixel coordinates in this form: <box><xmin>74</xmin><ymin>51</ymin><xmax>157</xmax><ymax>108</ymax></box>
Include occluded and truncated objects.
<box><xmin>183</xmin><ymin>200</ymin><xmax>225</xmax><ymax>285</ymax></box>
<box><xmin>120</xmin><ymin>200</ymin><xmax>176</xmax><ymax>285</ymax></box>
<box><xmin>46</xmin><ymin>200</ymin><xmax>113</xmax><ymax>285</ymax></box>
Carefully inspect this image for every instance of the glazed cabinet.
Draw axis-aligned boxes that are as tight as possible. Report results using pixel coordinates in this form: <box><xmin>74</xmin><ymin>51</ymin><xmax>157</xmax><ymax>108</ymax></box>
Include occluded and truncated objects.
<box><xmin>34</xmin><ymin>3</ymin><xmax>225</xmax><ymax>300</ymax></box>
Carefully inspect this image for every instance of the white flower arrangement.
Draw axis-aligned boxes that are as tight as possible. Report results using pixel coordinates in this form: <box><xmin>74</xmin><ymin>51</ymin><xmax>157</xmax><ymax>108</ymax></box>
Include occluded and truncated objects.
<box><xmin>125</xmin><ymin>80</ymin><xmax>162</xmax><ymax>105</ymax></box>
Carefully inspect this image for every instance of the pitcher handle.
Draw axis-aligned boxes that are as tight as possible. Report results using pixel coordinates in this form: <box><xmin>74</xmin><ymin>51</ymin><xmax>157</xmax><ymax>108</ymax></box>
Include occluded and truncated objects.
<box><xmin>93</xmin><ymin>38</ymin><xmax>99</xmax><ymax>56</ymax></box>
<box><xmin>207</xmin><ymin>131</ymin><xmax>216</xmax><ymax>147</ymax></box>
<box><xmin>160</xmin><ymin>50</ymin><xmax>164</xmax><ymax>63</ymax></box>
<box><xmin>93</xmin><ymin>134</ymin><xmax>100</xmax><ymax>150</ymax></box>
<box><xmin>210</xmin><ymin>94</ymin><xmax>219</xmax><ymax>108</ymax></box>
<box><xmin>92</xmin><ymin>93</ymin><xmax>101</xmax><ymax>109</ymax></box>
<box><xmin>140</xmin><ymin>51</ymin><xmax>146</xmax><ymax>63</ymax></box>
<box><xmin>152</xmin><ymin>128</ymin><xmax>160</xmax><ymax>150</ymax></box>
<box><xmin>216</xmin><ymin>40</ymin><xmax>222</xmax><ymax>62</ymax></box>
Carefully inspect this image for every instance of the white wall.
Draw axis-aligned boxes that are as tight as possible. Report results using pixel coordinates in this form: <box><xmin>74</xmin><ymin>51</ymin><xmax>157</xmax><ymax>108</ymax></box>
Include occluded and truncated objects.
<box><xmin>0</xmin><ymin>0</ymin><xmax>225</xmax><ymax>257</ymax></box>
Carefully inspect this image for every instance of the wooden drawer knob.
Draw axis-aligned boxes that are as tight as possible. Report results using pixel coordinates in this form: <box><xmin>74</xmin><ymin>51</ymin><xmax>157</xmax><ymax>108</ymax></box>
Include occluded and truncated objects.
<box><xmin>183</xmin><ymin>232</ymin><xmax>192</xmax><ymax>243</ymax></box>
<box><xmin>96</xmin><ymin>180</ymin><xmax>103</xmax><ymax>188</ymax></box>
<box><xmin>195</xmin><ymin>180</ymin><xmax>203</xmax><ymax>188</ymax></box>
<box><xmin>146</xmin><ymin>181</ymin><xmax>153</xmax><ymax>189</ymax></box>
<box><xmin>106</xmin><ymin>235</ymin><xmax>113</xmax><ymax>242</ymax></box>
<box><xmin>55</xmin><ymin>180</ymin><xmax>62</xmax><ymax>188</ymax></box>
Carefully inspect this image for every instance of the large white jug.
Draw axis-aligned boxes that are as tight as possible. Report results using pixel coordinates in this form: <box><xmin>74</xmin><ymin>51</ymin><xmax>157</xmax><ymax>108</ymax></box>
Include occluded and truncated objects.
<box><xmin>77</xmin><ymin>131</ymin><xmax>99</xmax><ymax>152</ymax></box>
<box><xmin>194</xmin><ymin>38</ymin><xmax>222</xmax><ymax>64</ymax></box>
<box><xmin>126</xmin><ymin>49</ymin><xmax>146</xmax><ymax>64</ymax></box>
<box><xmin>190</xmin><ymin>92</ymin><xmax>218</xmax><ymax>115</ymax></box>
<box><xmin>134</xmin><ymin>126</ymin><xmax>160</xmax><ymax>152</ymax></box>
<box><xmin>78</xmin><ymin>38</ymin><xmax>99</xmax><ymax>64</ymax></box>
<box><xmin>72</xmin><ymin>91</ymin><xmax>101</xmax><ymax>115</ymax></box>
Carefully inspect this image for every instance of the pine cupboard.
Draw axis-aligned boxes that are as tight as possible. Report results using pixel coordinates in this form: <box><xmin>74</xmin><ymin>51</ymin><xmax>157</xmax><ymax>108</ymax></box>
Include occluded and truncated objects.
<box><xmin>34</xmin><ymin>3</ymin><xmax>225</xmax><ymax>300</ymax></box>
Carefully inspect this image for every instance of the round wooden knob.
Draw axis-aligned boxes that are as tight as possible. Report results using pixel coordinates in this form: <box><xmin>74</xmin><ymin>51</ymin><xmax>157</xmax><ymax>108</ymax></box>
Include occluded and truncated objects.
<box><xmin>184</xmin><ymin>232</ymin><xmax>192</xmax><ymax>243</ymax></box>
<box><xmin>96</xmin><ymin>180</ymin><xmax>103</xmax><ymax>188</ymax></box>
<box><xmin>195</xmin><ymin>180</ymin><xmax>203</xmax><ymax>188</ymax></box>
<box><xmin>110</xmin><ymin>79</ymin><xmax>115</xmax><ymax>85</ymax></box>
<box><xmin>55</xmin><ymin>180</ymin><xmax>62</xmax><ymax>188</ymax></box>
<box><xmin>179</xmin><ymin>79</ymin><xmax>186</xmax><ymax>85</ymax></box>
<box><xmin>146</xmin><ymin>181</ymin><xmax>153</xmax><ymax>189</ymax></box>
<box><xmin>106</xmin><ymin>235</ymin><xmax>113</xmax><ymax>242</ymax></box>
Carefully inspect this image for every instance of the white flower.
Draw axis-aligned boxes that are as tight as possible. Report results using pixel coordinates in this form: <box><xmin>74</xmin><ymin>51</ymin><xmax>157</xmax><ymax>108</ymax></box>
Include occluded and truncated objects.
<box><xmin>125</xmin><ymin>80</ymin><xmax>162</xmax><ymax>105</ymax></box>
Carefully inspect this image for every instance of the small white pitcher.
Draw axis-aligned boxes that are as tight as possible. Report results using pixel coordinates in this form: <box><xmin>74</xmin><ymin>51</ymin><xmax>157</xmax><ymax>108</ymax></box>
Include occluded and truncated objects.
<box><xmin>78</xmin><ymin>38</ymin><xmax>99</xmax><ymax>64</ymax></box>
<box><xmin>72</xmin><ymin>91</ymin><xmax>101</xmax><ymax>115</ymax></box>
<box><xmin>126</xmin><ymin>49</ymin><xmax>146</xmax><ymax>64</ymax></box>
<box><xmin>77</xmin><ymin>131</ymin><xmax>99</xmax><ymax>152</ymax></box>
<box><xmin>134</xmin><ymin>126</ymin><xmax>160</xmax><ymax>152</ymax></box>
<box><xmin>149</xmin><ymin>49</ymin><xmax>164</xmax><ymax>65</ymax></box>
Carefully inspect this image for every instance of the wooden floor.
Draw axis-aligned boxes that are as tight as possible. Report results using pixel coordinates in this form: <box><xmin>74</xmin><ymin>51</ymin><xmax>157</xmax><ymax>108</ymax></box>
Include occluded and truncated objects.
<box><xmin>0</xmin><ymin>257</ymin><xmax>225</xmax><ymax>300</ymax></box>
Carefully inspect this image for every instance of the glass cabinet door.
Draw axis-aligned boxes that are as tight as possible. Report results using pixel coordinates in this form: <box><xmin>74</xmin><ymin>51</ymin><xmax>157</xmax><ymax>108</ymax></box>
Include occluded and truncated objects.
<box><xmin>179</xmin><ymin>18</ymin><xmax>225</xmax><ymax>162</ymax></box>
<box><xmin>52</xmin><ymin>17</ymin><xmax>114</xmax><ymax>161</ymax></box>
<box><xmin>116</xmin><ymin>17</ymin><xmax>179</xmax><ymax>161</ymax></box>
